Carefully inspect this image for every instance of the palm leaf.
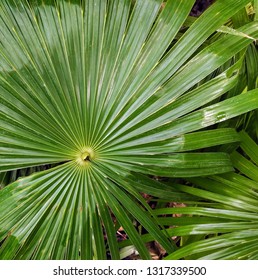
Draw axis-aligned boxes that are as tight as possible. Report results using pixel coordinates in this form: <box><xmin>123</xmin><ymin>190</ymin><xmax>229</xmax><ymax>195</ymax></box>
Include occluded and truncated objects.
<box><xmin>1</xmin><ymin>0</ymin><xmax>258</xmax><ymax>259</ymax></box>
<box><xmin>162</xmin><ymin>131</ymin><xmax>258</xmax><ymax>260</ymax></box>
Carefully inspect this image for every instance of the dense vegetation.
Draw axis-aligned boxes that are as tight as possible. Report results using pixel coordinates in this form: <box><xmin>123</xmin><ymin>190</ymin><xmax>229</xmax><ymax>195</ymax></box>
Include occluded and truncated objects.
<box><xmin>0</xmin><ymin>0</ymin><xmax>258</xmax><ymax>259</ymax></box>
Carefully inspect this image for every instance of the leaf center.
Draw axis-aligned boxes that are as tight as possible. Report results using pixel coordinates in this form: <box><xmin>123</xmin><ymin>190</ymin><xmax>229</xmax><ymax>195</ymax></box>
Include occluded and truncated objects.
<box><xmin>76</xmin><ymin>147</ymin><xmax>95</xmax><ymax>166</ymax></box>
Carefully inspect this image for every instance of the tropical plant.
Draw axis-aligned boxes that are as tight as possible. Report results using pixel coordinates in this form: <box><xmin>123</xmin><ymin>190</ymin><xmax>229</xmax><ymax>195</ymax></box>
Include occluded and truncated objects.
<box><xmin>156</xmin><ymin>132</ymin><xmax>258</xmax><ymax>260</ymax></box>
<box><xmin>0</xmin><ymin>0</ymin><xmax>258</xmax><ymax>259</ymax></box>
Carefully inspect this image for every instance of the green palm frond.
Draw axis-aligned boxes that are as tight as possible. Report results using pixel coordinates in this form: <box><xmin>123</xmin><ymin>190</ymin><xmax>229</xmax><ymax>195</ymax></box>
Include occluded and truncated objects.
<box><xmin>161</xmin><ymin>131</ymin><xmax>258</xmax><ymax>260</ymax></box>
<box><xmin>205</xmin><ymin>4</ymin><xmax>258</xmax><ymax>139</ymax></box>
<box><xmin>1</xmin><ymin>0</ymin><xmax>258</xmax><ymax>259</ymax></box>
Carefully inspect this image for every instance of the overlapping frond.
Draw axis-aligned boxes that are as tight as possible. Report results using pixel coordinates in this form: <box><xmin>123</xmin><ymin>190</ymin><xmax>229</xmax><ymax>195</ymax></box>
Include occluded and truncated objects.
<box><xmin>160</xmin><ymin>132</ymin><xmax>258</xmax><ymax>260</ymax></box>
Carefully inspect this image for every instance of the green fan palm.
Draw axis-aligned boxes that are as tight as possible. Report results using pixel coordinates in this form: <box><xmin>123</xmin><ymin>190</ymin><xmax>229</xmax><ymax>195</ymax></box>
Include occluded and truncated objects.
<box><xmin>1</xmin><ymin>0</ymin><xmax>258</xmax><ymax>259</ymax></box>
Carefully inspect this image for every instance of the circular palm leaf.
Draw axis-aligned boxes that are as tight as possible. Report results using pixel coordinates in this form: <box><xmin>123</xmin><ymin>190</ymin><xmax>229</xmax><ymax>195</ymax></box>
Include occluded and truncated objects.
<box><xmin>1</xmin><ymin>0</ymin><xmax>258</xmax><ymax>259</ymax></box>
